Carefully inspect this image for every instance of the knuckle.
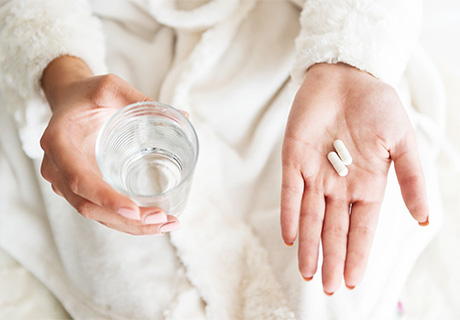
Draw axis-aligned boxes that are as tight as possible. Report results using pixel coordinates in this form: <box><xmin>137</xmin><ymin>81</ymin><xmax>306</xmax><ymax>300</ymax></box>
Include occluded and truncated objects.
<box><xmin>76</xmin><ymin>202</ymin><xmax>92</xmax><ymax>219</ymax></box>
<box><xmin>352</xmin><ymin>225</ymin><xmax>374</xmax><ymax>241</ymax></box>
<box><xmin>51</xmin><ymin>185</ymin><xmax>63</xmax><ymax>197</ymax></box>
<box><xmin>334</xmin><ymin>224</ymin><xmax>349</xmax><ymax>236</ymax></box>
<box><xmin>98</xmin><ymin>221</ymin><xmax>110</xmax><ymax>229</ymax></box>
<box><xmin>323</xmin><ymin>252</ymin><xmax>346</xmax><ymax>264</ymax></box>
<box><xmin>281</xmin><ymin>181</ymin><xmax>302</xmax><ymax>194</ymax></box>
<box><xmin>67</xmin><ymin>174</ymin><xmax>82</xmax><ymax>195</ymax></box>
<box><xmin>39</xmin><ymin>134</ymin><xmax>48</xmax><ymax>153</ymax></box>
<box><xmin>39</xmin><ymin>126</ymin><xmax>55</xmax><ymax>153</ymax></box>
<box><xmin>93</xmin><ymin>73</ymin><xmax>121</xmax><ymax>100</ymax></box>
<box><xmin>301</xmin><ymin>210</ymin><xmax>323</xmax><ymax>226</ymax></box>
<box><xmin>140</xmin><ymin>96</ymin><xmax>152</xmax><ymax>103</ymax></box>
<box><xmin>125</xmin><ymin>227</ymin><xmax>144</xmax><ymax>236</ymax></box>
<box><xmin>348</xmin><ymin>250</ymin><xmax>367</xmax><ymax>263</ymax></box>
<box><xmin>324</xmin><ymin>225</ymin><xmax>348</xmax><ymax>239</ymax></box>
<box><xmin>136</xmin><ymin>224</ymin><xmax>162</xmax><ymax>236</ymax></box>
<box><xmin>99</xmin><ymin>73</ymin><xmax>120</xmax><ymax>86</ymax></box>
<box><xmin>304</xmin><ymin>185</ymin><xmax>323</xmax><ymax>196</ymax></box>
<box><xmin>400</xmin><ymin>174</ymin><xmax>422</xmax><ymax>188</ymax></box>
<box><xmin>40</xmin><ymin>126</ymin><xmax>66</xmax><ymax>156</ymax></box>
<box><xmin>40</xmin><ymin>160</ymin><xmax>51</xmax><ymax>182</ymax></box>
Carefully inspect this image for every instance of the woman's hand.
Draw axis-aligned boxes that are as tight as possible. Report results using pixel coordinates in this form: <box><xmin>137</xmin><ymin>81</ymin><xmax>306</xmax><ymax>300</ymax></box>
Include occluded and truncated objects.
<box><xmin>40</xmin><ymin>56</ymin><xmax>179</xmax><ymax>235</ymax></box>
<box><xmin>281</xmin><ymin>63</ymin><xmax>429</xmax><ymax>294</ymax></box>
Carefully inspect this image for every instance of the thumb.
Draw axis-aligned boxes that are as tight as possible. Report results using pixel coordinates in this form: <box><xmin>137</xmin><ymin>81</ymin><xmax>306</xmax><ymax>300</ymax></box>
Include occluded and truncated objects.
<box><xmin>391</xmin><ymin>131</ymin><xmax>429</xmax><ymax>226</ymax></box>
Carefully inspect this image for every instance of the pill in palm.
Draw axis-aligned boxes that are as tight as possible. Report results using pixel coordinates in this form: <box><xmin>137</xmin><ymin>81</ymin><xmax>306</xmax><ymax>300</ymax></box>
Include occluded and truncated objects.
<box><xmin>333</xmin><ymin>139</ymin><xmax>352</xmax><ymax>165</ymax></box>
<box><xmin>327</xmin><ymin>151</ymin><xmax>348</xmax><ymax>176</ymax></box>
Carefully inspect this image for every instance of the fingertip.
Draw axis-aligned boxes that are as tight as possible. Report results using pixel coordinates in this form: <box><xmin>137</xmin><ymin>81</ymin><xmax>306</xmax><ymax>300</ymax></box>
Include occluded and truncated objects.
<box><xmin>283</xmin><ymin>235</ymin><xmax>297</xmax><ymax>249</ymax></box>
<box><xmin>166</xmin><ymin>215</ymin><xmax>179</xmax><ymax>223</ymax></box>
<box><xmin>159</xmin><ymin>220</ymin><xmax>180</xmax><ymax>233</ymax></box>
<box><xmin>142</xmin><ymin>211</ymin><xmax>168</xmax><ymax>225</ymax></box>
<box><xmin>301</xmin><ymin>274</ymin><xmax>313</xmax><ymax>282</ymax></box>
<box><xmin>284</xmin><ymin>241</ymin><xmax>294</xmax><ymax>247</ymax></box>
<box><xmin>344</xmin><ymin>256</ymin><xmax>366</xmax><ymax>290</ymax></box>
<box><xmin>280</xmin><ymin>216</ymin><xmax>298</xmax><ymax>247</ymax></box>
<box><xmin>408</xmin><ymin>201</ymin><xmax>429</xmax><ymax>225</ymax></box>
<box><xmin>298</xmin><ymin>246</ymin><xmax>319</xmax><ymax>282</ymax></box>
<box><xmin>117</xmin><ymin>206</ymin><xmax>140</xmax><ymax>220</ymax></box>
<box><xmin>322</xmin><ymin>263</ymin><xmax>343</xmax><ymax>295</ymax></box>
<box><xmin>418</xmin><ymin>216</ymin><xmax>429</xmax><ymax>226</ymax></box>
<box><xmin>323</xmin><ymin>289</ymin><xmax>334</xmax><ymax>296</ymax></box>
<box><xmin>322</xmin><ymin>281</ymin><xmax>340</xmax><ymax>297</ymax></box>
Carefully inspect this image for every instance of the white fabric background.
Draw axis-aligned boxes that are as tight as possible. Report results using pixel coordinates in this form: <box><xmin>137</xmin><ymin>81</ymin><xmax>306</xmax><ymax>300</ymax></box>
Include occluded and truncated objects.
<box><xmin>0</xmin><ymin>0</ymin><xmax>459</xmax><ymax>318</ymax></box>
<box><xmin>400</xmin><ymin>0</ymin><xmax>460</xmax><ymax>319</ymax></box>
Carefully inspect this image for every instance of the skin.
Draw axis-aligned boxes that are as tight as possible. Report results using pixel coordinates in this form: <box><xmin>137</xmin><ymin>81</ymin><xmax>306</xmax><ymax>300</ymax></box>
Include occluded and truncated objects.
<box><xmin>281</xmin><ymin>63</ymin><xmax>429</xmax><ymax>294</ymax></box>
<box><xmin>40</xmin><ymin>56</ymin><xmax>179</xmax><ymax>235</ymax></box>
<box><xmin>40</xmin><ymin>56</ymin><xmax>428</xmax><ymax>294</ymax></box>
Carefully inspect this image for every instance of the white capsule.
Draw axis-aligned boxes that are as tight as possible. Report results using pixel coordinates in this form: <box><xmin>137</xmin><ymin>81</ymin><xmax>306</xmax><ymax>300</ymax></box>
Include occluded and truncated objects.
<box><xmin>333</xmin><ymin>139</ymin><xmax>353</xmax><ymax>166</ymax></box>
<box><xmin>327</xmin><ymin>151</ymin><xmax>348</xmax><ymax>176</ymax></box>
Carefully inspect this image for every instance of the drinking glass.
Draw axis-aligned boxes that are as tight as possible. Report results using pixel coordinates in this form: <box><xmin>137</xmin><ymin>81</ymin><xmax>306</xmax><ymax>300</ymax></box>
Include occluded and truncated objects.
<box><xmin>95</xmin><ymin>101</ymin><xmax>199</xmax><ymax>217</ymax></box>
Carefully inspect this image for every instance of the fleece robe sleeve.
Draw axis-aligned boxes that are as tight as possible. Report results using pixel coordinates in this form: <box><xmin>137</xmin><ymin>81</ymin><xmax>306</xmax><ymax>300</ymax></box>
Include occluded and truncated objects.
<box><xmin>292</xmin><ymin>0</ymin><xmax>423</xmax><ymax>86</ymax></box>
<box><xmin>0</xmin><ymin>0</ymin><xmax>107</xmax><ymax>158</ymax></box>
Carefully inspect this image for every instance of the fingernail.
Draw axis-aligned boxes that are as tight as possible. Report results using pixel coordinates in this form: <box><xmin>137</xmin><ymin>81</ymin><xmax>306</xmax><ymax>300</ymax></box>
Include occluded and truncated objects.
<box><xmin>284</xmin><ymin>241</ymin><xmax>294</xmax><ymax>247</ymax></box>
<box><xmin>302</xmin><ymin>275</ymin><xmax>313</xmax><ymax>282</ymax></box>
<box><xmin>346</xmin><ymin>284</ymin><xmax>356</xmax><ymax>290</ymax></box>
<box><xmin>143</xmin><ymin>212</ymin><xmax>168</xmax><ymax>225</ymax></box>
<box><xmin>117</xmin><ymin>207</ymin><xmax>140</xmax><ymax>220</ymax></box>
<box><xmin>324</xmin><ymin>290</ymin><xmax>334</xmax><ymax>296</ymax></box>
<box><xmin>418</xmin><ymin>216</ymin><xmax>429</xmax><ymax>226</ymax></box>
<box><xmin>159</xmin><ymin>221</ymin><xmax>180</xmax><ymax>233</ymax></box>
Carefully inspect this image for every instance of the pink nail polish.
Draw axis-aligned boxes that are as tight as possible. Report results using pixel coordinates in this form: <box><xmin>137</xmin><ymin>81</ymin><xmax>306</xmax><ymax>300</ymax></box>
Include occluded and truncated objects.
<box><xmin>159</xmin><ymin>221</ymin><xmax>180</xmax><ymax>233</ymax></box>
<box><xmin>143</xmin><ymin>212</ymin><xmax>168</xmax><ymax>225</ymax></box>
<box><xmin>117</xmin><ymin>207</ymin><xmax>140</xmax><ymax>220</ymax></box>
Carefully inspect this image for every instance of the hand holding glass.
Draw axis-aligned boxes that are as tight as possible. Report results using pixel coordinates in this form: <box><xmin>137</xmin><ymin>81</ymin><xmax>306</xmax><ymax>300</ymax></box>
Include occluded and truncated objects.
<box><xmin>96</xmin><ymin>102</ymin><xmax>199</xmax><ymax>217</ymax></box>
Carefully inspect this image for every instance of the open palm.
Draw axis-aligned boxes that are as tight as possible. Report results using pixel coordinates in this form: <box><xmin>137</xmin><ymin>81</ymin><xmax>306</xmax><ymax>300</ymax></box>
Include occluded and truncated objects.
<box><xmin>281</xmin><ymin>63</ymin><xmax>429</xmax><ymax>294</ymax></box>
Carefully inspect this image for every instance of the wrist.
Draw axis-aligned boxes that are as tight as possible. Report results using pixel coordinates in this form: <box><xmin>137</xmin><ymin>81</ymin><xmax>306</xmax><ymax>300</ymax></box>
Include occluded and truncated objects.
<box><xmin>41</xmin><ymin>56</ymin><xmax>93</xmax><ymax>111</ymax></box>
<box><xmin>307</xmin><ymin>62</ymin><xmax>358</xmax><ymax>76</ymax></box>
<box><xmin>307</xmin><ymin>62</ymin><xmax>376</xmax><ymax>81</ymax></box>
<box><xmin>303</xmin><ymin>62</ymin><xmax>379</xmax><ymax>95</ymax></box>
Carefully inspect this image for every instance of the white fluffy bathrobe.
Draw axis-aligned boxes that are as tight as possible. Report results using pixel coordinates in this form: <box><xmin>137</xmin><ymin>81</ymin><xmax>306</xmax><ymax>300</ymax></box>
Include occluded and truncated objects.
<box><xmin>0</xmin><ymin>0</ymin><xmax>446</xmax><ymax>319</ymax></box>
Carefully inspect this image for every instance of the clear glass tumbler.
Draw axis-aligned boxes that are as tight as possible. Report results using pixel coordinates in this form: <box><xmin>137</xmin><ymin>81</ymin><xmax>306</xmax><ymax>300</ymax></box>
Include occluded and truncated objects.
<box><xmin>95</xmin><ymin>101</ymin><xmax>199</xmax><ymax>217</ymax></box>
